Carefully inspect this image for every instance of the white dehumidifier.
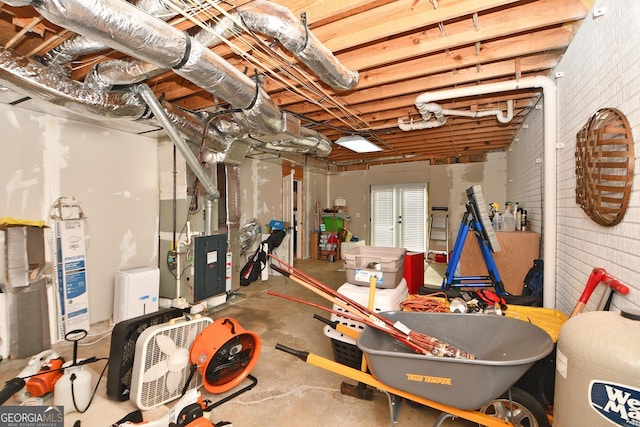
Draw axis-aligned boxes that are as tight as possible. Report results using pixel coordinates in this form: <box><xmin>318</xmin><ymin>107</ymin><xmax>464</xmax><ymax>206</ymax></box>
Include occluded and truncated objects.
<box><xmin>113</xmin><ymin>266</ymin><xmax>160</xmax><ymax>324</ymax></box>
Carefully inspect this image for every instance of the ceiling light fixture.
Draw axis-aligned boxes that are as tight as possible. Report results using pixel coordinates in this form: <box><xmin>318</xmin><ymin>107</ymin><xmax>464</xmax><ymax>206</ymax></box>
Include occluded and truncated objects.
<box><xmin>335</xmin><ymin>135</ymin><xmax>382</xmax><ymax>153</ymax></box>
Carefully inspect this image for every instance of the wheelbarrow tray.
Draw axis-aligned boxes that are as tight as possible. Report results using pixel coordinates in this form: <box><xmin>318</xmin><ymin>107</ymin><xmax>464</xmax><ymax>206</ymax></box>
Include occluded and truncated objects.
<box><xmin>356</xmin><ymin>311</ymin><xmax>553</xmax><ymax>410</ymax></box>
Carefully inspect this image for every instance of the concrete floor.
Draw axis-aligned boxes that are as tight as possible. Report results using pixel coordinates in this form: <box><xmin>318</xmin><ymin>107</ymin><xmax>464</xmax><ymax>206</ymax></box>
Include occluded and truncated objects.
<box><xmin>0</xmin><ymin>258</ymin><xmax>475</xmax><ymax>427</ymax></box>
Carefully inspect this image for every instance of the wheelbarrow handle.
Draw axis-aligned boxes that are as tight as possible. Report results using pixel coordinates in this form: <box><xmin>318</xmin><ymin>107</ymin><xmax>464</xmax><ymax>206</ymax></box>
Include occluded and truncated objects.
<box><xmin>275</xmin><ymin>343</ymin><xmax>309</xmax><ymax>362</ymax></box>
<box><xmin>270</xmin><ymin>264</ymin><xmax>290</xmax><ymax>277</ymax></box>
<box><xmin>313</xmin><ymin>314</ymin><xmax>361</xmax><ymax>341</ymax></box>
<box><xmin>313</xmin><ymin>314</ymin><xmax>337</xmax><ymax>329</ymax></box>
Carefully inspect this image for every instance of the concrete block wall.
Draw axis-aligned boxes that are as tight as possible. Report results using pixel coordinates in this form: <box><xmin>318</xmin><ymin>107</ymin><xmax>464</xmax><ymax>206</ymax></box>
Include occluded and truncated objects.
<box><xmin>517</xmin><ymin>0</ymin><xmax>640</xmax><ymax>314</ymax></box>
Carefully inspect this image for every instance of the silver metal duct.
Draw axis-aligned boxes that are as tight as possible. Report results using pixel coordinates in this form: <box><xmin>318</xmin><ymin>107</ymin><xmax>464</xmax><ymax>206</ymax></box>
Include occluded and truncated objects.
<box><xmin>14</xmin><ymin>0</ymin><xmax>284</xmax><ymax>135</ymax></box>
<box><xmin>0</xmin><ymin>45</ymin><xmax>332</xmax><ymax>160</ymax></box>
<box><xmin>84</xmin><ymin>59</ymin><xmax>165</xmax><ymax>91</ymax></box>
<box><xmin>73</xmin><ymin>0</ymin><xmax>358</xmax><ymax>92</ymax></box>
<box><xmin>251</xmin><ymin>115</ymin><xmax>332</xmax><ymax>156</ymax></box>
<box><xmin>0</xmin><ymin>47</ymin><xmax>240</xmax><ymax>159</ymax></box>
<box><xmin>200</xmin><ymin>0</ymin><xmax>359</xmax><ymax>90</ymax></box>
<box><xmin>40</xmin><ymin>0</ymin><xmax>201</xmax><ymax>72</ymax></box>
<box><xmin>136</xmin><ymin>84</ymin><xmax>220</xmax><ymax>203</ymax></box>
<box><xmin>3</xmin><ymin>0</ymin><xmax>345</xmax><ymax>160</ymax></box>
<box><xmin>0</xmin><ymin>47</ymin><xmax>146</xmax><ymax>120</ymax></box>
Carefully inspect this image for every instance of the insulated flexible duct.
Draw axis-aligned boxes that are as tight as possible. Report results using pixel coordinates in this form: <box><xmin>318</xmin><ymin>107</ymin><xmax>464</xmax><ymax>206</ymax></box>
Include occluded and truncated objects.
<box><xmin>9</xmin><ymin>0</ymin><xmax>283</xmax><ymax>135</ymax></box>
<box><xmin>2</xmin><ymin>0</ymin><xmax>343</xmax><ymax>160</ymax></box>
<box><xmin>40</xmin><ymin>0</ymin><xmax>208</xmax><ymax>73</ymax></box>
<box><xmin>79</xmin><ymin>0</ymin><xmax>359</xmax><ymax>92</ymax></box>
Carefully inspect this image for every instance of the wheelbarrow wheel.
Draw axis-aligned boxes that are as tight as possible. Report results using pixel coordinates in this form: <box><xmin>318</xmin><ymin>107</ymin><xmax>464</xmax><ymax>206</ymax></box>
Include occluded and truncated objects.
<box><xmin>478</xmin><ymin>387</ymin><xmax>551</xmax><ymax>427</ymax></box>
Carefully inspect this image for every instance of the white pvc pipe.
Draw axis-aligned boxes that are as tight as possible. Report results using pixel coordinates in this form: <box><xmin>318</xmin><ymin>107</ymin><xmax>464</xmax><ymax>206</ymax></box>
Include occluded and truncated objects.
<box><xmin>399</xmin><ymin>99</ymin><xmax>514</xmax><ymax>130</ymax></box>
<box><xmin>412</xmin><ymin>76</ymin><xmax>557</xmax><ymax>308</ymax></box>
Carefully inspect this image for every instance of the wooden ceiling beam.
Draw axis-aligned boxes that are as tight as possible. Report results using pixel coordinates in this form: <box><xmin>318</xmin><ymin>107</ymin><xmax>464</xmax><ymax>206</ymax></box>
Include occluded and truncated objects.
<box><xmin>271</xmin><ymin>53</ymin><xmax>557</xmax><ymax>115</ymax></box>
<box><xmin>333</xmin><ymin>0</ymin><xmax>591</xmax><ymax>71</ymax></box>
<box><xmin>311</xmin><ymin>0</ymin><xmax>522</xmax><ymax>53</ymax></box>
<box><xmin>162</xmin><ymin>15</ymin><xmax>573</xmax><ymax>110</ymax></box>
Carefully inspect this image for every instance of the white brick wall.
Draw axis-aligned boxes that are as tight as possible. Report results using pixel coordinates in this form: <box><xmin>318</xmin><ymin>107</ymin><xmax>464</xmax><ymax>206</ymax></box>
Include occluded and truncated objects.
<box><xmin>509</xmin><ymin>0</ymin><xmax>640</xmax><ymax>314</ymax></box>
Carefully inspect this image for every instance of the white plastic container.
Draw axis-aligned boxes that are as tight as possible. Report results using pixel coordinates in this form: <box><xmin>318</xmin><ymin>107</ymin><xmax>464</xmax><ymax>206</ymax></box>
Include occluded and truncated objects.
<box><xmin>503</xmin><ymin>210</ymin><xmax>516</xmax><ymax>232</ymax></box>
<box><xmin>554</xmin><ymin>310</ymin><xmax>640</xmax><ymax>426</ymax></box>
<box><xmin>323</xmin><ymin>280</ymin><xmax>408</xmax><ymax>368</ymax></box>
<box><xmin>54</xmin><ymin>364</ymin><xmax>93</xmax><ymax>414</ymax></box>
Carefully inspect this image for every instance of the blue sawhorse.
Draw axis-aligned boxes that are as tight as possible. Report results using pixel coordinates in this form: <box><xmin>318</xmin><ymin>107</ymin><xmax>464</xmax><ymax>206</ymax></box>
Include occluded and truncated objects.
<box><xmin>441</xmin><ymin>204</ymin><xmax>507</xmax><ymax>296</ymax></box>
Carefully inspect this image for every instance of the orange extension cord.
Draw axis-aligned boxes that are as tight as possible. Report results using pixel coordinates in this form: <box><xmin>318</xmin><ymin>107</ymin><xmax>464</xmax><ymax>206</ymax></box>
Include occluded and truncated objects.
<box><xmin>400</xmin><ymin>292</ymin><xmax>449</xmax><ymax>313</ymax></box>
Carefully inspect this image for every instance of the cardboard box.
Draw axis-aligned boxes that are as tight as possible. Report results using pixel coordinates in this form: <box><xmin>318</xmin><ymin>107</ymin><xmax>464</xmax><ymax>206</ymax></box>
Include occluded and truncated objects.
<box><xmin>53</xmin><ymin>219</ymin><xmax>90</xmax><ymax>337</ymax></box>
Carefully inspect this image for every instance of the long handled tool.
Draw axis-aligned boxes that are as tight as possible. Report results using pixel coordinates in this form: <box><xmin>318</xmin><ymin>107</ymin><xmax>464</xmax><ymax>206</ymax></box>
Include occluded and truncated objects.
<box><xmin>269</xmin><ymin>255</ymin><xmax>475</xmax><ymax>359</ymax></box>
<box><xmin>569</xmin><ymin>267</ymin><xmax>629</xmax><ymax>318</ymax></box>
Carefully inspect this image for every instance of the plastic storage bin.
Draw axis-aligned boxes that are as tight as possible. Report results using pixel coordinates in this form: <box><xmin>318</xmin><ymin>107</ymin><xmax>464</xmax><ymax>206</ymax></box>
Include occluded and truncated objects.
<box><xmin>323</xmin><ymin>280</ymin><xmax>408</xmax><ymax>368</ymax></box>
<box><xmin>343</xmin><ymin>246</ymin><xmax>406</xmax><ymax>288</ymax></box>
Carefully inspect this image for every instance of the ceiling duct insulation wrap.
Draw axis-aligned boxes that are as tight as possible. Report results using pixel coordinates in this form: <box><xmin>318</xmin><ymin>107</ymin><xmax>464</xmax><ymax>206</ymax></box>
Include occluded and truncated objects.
<box><xmin>1</xmin><ymin>0</ymin><xmax>356</xmax><ymax>162</ymax></box>
<box><xmin>0</xmin><ymin>47</ymin><xmax>249</xmax><ymax>164</ymax></box>
<box><xmin>40</xmin><ymin>0</ymin><xmax>207</xmax><ymax>73</ymax></box>
<box><xmin>22</xmin><ymin>0</ymin><xmax>284</xmax><ymax>135</ymax></box>
<box><xmin>0</xmin><ymin>47</ymin><xmax>146</xmax><ymax>120</ymax></box>
<box><xmin>248</xmin><ymin>112</ymin><xmax>332</xmax><ymax>157</ymax></box>
<box><xmin>79</xmin><ymin>0</ymin><xmax>359</xmax><ymax>92</ymax></box>
<box><xmin>207</xmin><ymin>0</ymin><xmax>359</xmax><ymax>91</ymax></box>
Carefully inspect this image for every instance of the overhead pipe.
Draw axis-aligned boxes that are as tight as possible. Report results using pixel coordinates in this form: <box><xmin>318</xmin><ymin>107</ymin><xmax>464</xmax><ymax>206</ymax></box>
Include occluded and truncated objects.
<box><xmin>6</xmin><ymin>0</ymin><xmax>285</xmax><ymax>136</ymax></box>
<box><xmin>82</xmin><ymin>0</ymin><xmax>358</xmax><ymax>92</ymax></box>
<box><xmin>40</xmin><ymin>0</ymin><xmax>208</xmax><ymax>73</ymax></box>
<box><xmin>0</xmin><ymin>46</ymin><xmax>244</xmax><ymax>157</ymax></box>
<box><xmin>134</xmin><ymin>84</ymin><xmax>220</xmax><ymax>202</ymax></box>
<box><xmin>398</xmin><ymin>100</ymin><xmax>514</xmax><ymax>130</ymax></box>
<box><xmin>404</xmin><ymin>76</ymin><xmax>557</xmax><ymax>308</ymax></box>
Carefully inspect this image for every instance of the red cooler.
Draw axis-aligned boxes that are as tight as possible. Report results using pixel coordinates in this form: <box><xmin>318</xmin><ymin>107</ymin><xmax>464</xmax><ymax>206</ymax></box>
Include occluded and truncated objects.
<box><xmin>403</xmin><ymin>251</ymin><xmax>425</xmax><ymax>294</ymax></box>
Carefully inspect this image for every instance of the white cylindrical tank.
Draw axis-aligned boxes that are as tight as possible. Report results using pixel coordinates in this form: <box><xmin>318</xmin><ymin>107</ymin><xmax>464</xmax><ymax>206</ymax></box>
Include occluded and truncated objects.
<box><xmin>554</xmin><ymin>310</ymin><xmax>640</xmax><ymax>426</ymax></box>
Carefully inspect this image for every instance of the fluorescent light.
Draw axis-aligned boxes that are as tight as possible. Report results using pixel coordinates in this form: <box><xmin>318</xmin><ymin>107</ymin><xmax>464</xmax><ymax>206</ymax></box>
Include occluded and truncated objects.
<box><xmin>335</xmin><ymin>135</ymin><xmax>382</xmax><ymax>153</ymax></box>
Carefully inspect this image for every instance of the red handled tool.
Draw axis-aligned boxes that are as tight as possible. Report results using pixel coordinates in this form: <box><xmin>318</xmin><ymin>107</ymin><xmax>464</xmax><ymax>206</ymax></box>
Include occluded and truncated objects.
<box><xmin>570</xmin><ymin>267</ymin><xmax>629</xmax><ymax>318</ymax></box>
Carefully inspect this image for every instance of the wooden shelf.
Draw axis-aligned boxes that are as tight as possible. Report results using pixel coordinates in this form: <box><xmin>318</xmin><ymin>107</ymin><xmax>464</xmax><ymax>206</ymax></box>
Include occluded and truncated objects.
<box><xmin>459</xmin><ymin>230</ymin><xmax>540</xmax><ymax>295</ymax></box>
<box><xmin>318</xmin><ymin>231</ymin><xmax>341</xmax><ymax>260</ymax></box>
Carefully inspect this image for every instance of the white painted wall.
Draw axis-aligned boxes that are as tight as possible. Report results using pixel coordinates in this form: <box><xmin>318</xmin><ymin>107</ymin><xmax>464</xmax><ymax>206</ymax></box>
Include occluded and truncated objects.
<box><xmin>429</xmin><ymin>152</ymin><xmax>507</xmax><ymax>244</ymax></box>
<box><xmin>239</xmin><ymin>158</ymin><xmax>284</xmax><ymax>232</ymax></box>
<box><xmin>327</xmin><ymin>157</ymin><xmax>506</xmax><ymax>246</ymax></box>
<box><xmin>508</xmin><ymin>0</ymin><xmax>640</xmax><ymax>314</ymax></box>
<box><xmin>0</xmin><ymin>104</ymin><xmax>160</xmax><ymax>324</ymax></box>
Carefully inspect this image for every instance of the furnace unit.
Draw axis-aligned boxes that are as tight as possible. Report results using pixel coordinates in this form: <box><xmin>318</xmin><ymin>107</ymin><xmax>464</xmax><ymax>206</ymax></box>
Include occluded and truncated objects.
<box><xmin>192</xmin><ymin>234</ymin><xmax>228</xmax><ymax>302</ymax></box>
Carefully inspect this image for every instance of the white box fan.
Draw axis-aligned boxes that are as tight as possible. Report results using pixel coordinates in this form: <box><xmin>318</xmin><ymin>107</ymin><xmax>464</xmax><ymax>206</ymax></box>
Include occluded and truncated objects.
<box><xmin>130</xmin><ymin>315</ymin><xmax>212</xmax><ymax>410</ymax></box>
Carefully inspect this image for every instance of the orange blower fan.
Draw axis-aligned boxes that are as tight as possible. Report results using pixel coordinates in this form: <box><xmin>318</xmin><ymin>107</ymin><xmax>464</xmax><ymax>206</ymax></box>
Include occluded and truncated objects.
<box><xmin>190</xmin><ymin>317</ymin><xmax>261</xmax><ymax>394</ymax></box>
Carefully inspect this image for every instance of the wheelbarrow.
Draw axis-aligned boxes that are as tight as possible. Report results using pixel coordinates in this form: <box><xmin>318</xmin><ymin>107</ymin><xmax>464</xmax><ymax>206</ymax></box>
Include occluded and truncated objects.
<box><xmin>276</xmin><ymin>311</ymin><xmax>554</xmax><ymax>427</ymax></box>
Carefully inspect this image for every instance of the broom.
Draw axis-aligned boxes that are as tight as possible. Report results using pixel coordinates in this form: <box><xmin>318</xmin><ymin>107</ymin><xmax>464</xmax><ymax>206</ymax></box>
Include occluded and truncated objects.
<box><xmin>269</xmin><ymin>255</ymin><xmax>475</xmax><ymax>360</ymax></box>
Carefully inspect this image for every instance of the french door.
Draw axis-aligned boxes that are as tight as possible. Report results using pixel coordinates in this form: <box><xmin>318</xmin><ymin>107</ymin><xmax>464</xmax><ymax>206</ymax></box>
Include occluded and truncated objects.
<box><xmin>370</xmin><ymin>183</ymin><xmax>426</xmax><ymax>252</ymax></box>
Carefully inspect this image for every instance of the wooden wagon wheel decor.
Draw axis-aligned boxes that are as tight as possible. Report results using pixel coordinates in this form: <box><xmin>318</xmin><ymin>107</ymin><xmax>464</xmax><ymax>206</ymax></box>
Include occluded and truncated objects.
<box><xmin>575</xmin><ymin>108</ymin><xmax>634</xmax><ymax>226</ymax></box>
